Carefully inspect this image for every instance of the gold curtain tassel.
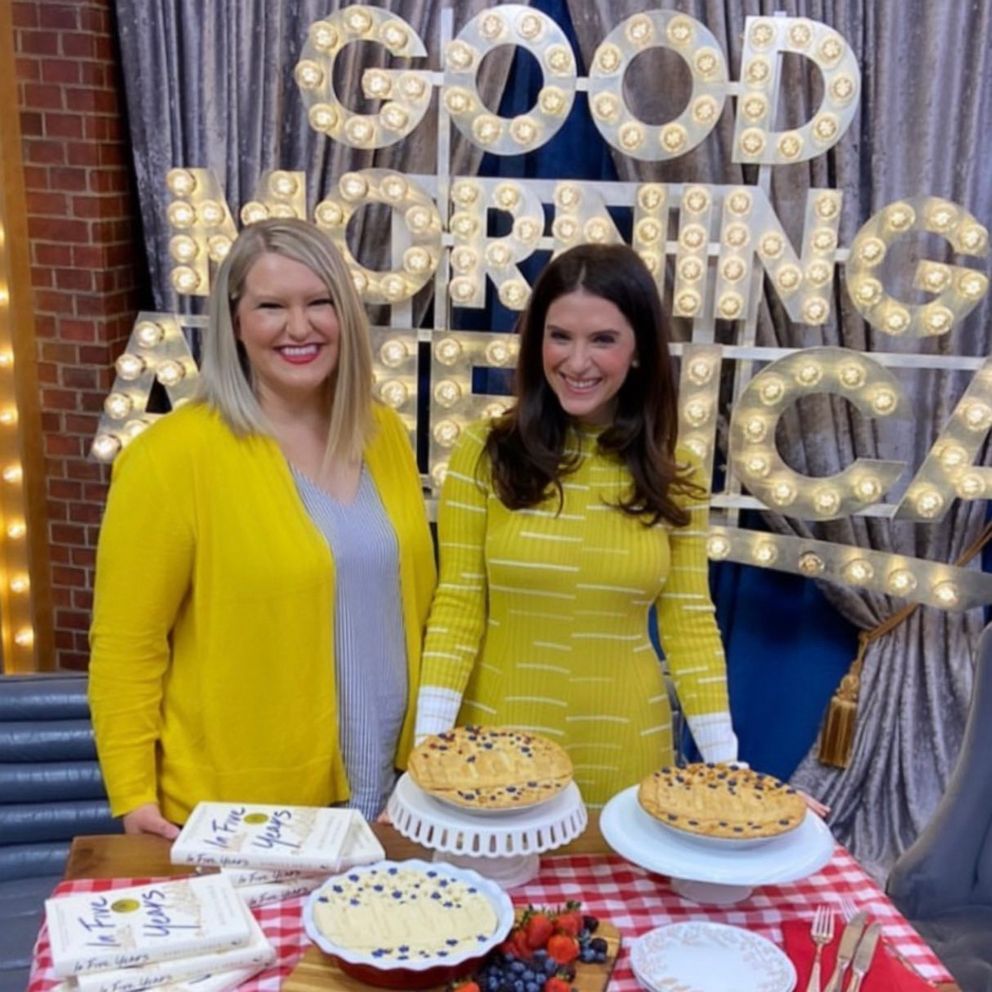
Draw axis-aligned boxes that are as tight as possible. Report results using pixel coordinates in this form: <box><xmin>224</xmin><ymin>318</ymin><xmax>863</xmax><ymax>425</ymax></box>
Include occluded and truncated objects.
<box><xmin>817</xmin><ymin>665</ymin><xmax>861</xmax><ymax>768</ymax></box>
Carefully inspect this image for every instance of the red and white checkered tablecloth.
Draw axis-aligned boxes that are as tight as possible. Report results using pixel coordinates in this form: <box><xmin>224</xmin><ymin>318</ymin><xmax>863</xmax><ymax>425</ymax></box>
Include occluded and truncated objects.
<box><xmin>27</xmin><ymin>847</ymin><xmax>953</xmax><ymax>991</ymax></box>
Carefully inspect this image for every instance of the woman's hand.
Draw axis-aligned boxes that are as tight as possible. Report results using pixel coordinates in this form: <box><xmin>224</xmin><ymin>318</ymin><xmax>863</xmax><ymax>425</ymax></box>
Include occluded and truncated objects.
<box><xmin>797</xmin><ymin>789</ymin><xmax>830</xmax><ymax>818</ymax></box>
<box><xmin>122</xmin><ymin>802</ymin><xmax>180</xmax><ymax>839</ymax></box>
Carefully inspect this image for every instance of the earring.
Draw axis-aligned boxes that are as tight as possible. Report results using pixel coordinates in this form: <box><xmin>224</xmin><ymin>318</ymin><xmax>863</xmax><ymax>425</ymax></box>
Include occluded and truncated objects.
<box><xmin>632</xmin><ymin>357</ymin><xmax>640</xmax><ymax>368</ymax></box>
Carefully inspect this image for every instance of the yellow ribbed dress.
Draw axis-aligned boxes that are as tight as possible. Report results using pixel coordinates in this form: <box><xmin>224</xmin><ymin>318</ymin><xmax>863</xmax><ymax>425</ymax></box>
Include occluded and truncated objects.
<box><xmin>415</xmin><ymin>422</ymin><xmax>736</xmax><ymax>808</ymax></box>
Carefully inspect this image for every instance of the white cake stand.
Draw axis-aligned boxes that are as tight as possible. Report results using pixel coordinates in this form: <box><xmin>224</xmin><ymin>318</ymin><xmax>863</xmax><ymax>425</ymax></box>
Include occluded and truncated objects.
<box><xmin>600</xmin><ymin>785</ymin><xmax>834</xmax><ymax>905</ymax></box>
<box><xmin>387</xmin><ymin>773</ymin><xmax>588</xmax><ymax>888</ymax></box>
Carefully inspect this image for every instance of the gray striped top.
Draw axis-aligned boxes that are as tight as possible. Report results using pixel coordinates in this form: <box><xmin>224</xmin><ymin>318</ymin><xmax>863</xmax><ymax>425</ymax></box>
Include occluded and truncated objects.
<box><xmin>292</xmin><ymin>465</ymin><xmax>407</xmax><ymax>820</ymax></box>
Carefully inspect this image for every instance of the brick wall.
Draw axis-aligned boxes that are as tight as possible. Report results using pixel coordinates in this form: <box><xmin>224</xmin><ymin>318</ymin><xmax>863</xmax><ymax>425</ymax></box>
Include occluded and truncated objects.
<box><xmin>12</xmin><ymin>0</ymin><xmax>145</xmax><ymax>669</ymax></box>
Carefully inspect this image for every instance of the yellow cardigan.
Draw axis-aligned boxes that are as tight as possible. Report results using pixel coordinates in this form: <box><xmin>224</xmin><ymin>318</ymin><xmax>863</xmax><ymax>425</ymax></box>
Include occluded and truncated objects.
<box><xmin>89</xmin><ymin>402</ymin><xmax>436</xmax><ymax>823</ymax></box>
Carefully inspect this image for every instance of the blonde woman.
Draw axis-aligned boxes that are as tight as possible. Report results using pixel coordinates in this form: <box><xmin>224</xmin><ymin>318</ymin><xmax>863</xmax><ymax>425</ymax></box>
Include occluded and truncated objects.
<box><xmin>90</xmin><ymin>219</ymin><xmax>435</xmax><ymax>835</ymax></box>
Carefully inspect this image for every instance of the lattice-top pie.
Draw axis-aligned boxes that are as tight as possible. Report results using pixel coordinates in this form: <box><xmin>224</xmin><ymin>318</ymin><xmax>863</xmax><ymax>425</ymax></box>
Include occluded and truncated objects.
<box><xmin>408</xmin><ymin>726</ymin><xmax>573</xmax><ymax>810</ymax></box>
<box><xmin>637</xmin><ymin>763</ymin><xmax>806</xmax><ymax>839</ymax></box>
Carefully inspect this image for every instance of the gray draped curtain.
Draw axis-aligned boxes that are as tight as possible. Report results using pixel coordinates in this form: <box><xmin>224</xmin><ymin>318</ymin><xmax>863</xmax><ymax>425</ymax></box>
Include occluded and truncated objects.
<box><xmin>114</xmin><ymin>0</ymin><xmax>520</xmax><ymax>312</ymax></box>
<box><xmin>566</xmin><ymin>0</ymin><xmax>992</xmax><ymax>879</ymax></box>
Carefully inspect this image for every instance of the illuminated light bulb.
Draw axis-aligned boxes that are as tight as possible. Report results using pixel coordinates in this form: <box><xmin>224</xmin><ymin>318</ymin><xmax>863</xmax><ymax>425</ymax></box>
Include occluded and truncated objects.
<box><xmin>433</xmin><ymin>379</ymin><xmax>462</xmax><ymax>407</ymax></box>
<box><xmin>351</xmin><ymin>269</ymin><xmax>369</xmax><ymax>294</ymax></box>
<box><xmin>679</xmin><ymin>257</ymin><xmax>703</xmax><ymax>282</ymax></box>
<box><xmin>310</xmin><ymin>20</ymin><xmax>339</xmax><ymax>51</ymax></box>
<box><xmin>933</xmin><ymin>581</ymin><xmax>960</xmax><ymax>607</ymax></box>
<box><xmin>431</xmin><ymin>462</ymin><xmax>449</xmax><ymax>488</ymax></box>
<box><xmin>379</xmin><ymin>379</ymin><xmax>409</xmax><ymax>408</ymax></box>
<box><xmin>494</xmin><ymin>183</ymin><xmax>521</xmax><ymax>210</ymax></box>
<box><xmin>707</xmin><ymin>534</ymin><xmax>731</xmax><ymax>559</ymax></box>
<box><xmin>750</xmin><ymin>21</ymin><xmax>775</xmax><ymax>47</ymax></box>
<box><xmin>472</xmin><ymin>115</ymin><xmax>502</xmax><ymax>145</ymax></box>
<box><xmin>485</xmin><ymin>339</ymin><xmax>513</xmax><ymax>367</ymax></box>
<box><xmin>926</xmin><ymin>204</ymin><xmax>956</xmax><ymax>231</ymax></box>
<box><xmin>451</xmin><ymin>180</ymin><xmax>481</xmax><ymax>208</ymax></box>
<box><xmin>723</xmin><ymin>224</ymin><xmax>749</xmax><ymax>248</ymax></box>
<box><xmin>294</xmin><ymin>60</ymin><xmax>324</xmax><ymax>90</ymax></box>
<box><xmin>399</xmin><ymin>73</ymin><xmax>427</xmax><ymax>100</ymax></box>
<box><xmin>760</xmin><ymin>233</ymin><xmax>784</xmax><ymax>258</ymax></box>
<box><xmin>136</xmin><ymin>321</ymin><xmax>164</xmax><ymax>347</ymax></box>
<box><xmin>380</xmin><ymin>339</ymin><xmax>409</xmax><ymax>369</ymax></box>
<box><xmin>745</xmin><ymin>453</ymin><xmax>771</xmax><ymax>478</ymax></box>
<box><xmin>406</xmin><ymin>205</ymin><xmax>434</xmax><ymax>234</ymax></box>
<box><xmin>958</xmin><ymin>272</ymin><xmax>989</xmax><ymax>300</ymax></box>
<box><xmin>594</xmin><ymin>43</ymin><xmax>622</xmax><ymax>73</ymax></box>
<box><xmin>818</xmin><ymin>35</ymin><xmax>843</xmax><ymax>64</ymax></box>
<box><xmin>913</xmin><ymin>488</ymin><xmax>944</xmax><ymax>518</ymax></box>
<box><xmin>803</xmin><ymin>298</ymin><xmax>828</xmax><ymax>324</ymax></box>
<box><xmin>856</xmin><ymin>239</ymin><xmax>886</xmax><ymax>268</ymax></box>
<box><xmin>0</xmin><ymin>407</ymin><xmax>16</xmax><ymax>427</ymax></box>
<box><xmin>380</xmin><ymin>103</ymin><xmax>409</xmax><ymax>132</ymax></box>
<box><xmin>345</xmin><ymin>116</ymin><xmax>376</xmax><ymax>145</ymax></box>
<box><xmin>853</xmin><ymin>277</ymin><xmax>883</xmax><ymax>307</ymax></box>
<box><xmin>683</xmin><ymin>399</ymin><xmax>710</xmax><ymax>427</ymax></box>
<box><xmin>831</xmin><ymin>75</ymin><xmax>856</xmax><ymax>102</ymax></box>
<box><xmin>806</xmin><ymin>260</ymin><xmax>832</xmax><ymax>286</ymax></box>
<box><xmin>207</xmin><ymin>235</ymin><xmax>232</xmax><ymax>262</ymax></box>
<box><xmin>753</xmin><ymin>541</ymin><xmax>779</xmax><ymax>565</ymax></box>
<box><xmin>450</xmin><ymin>212</ymin><xmax>478</xmax><ymax>239</ymax></box>
<box><xmin>813</xmin><ymin>488</ymin><xmax>841</xmax><ymax>515</ymax></box>
<box><xmin>14</xmin><ymin>628</ymin><xmax>33</xmax><ymax>648</ymax></box>
<box><xmin>445</xmin><ymin>40</ymin><xmax>476</xmax><ymax>71</ymax></box>
<box><xmin>626</xmin><ymin>14</ymin><xmax>653</xmax><ymax>45</ymax></box>
<box><xmin>727</xmin><ymin>191</ymin><xmax>751</xmax><ymax>216</ymax></box>
<box><xmin>381</xmin><ymin>274</ymin><xmax>408</xmax><ymax>301</ymax></box>
<box><xmin>485</xmin><ymin>242</ymin><xmax>512</xmax><ymax>268</ymax></box>
<box><xmin>499</xmin><ymin>280</ymin><xmax>528</xmax><ymax>308</ymax></box>
<box><xmin>758</xmin><ymin>376</ymin><xmax>785</xmax><ymax>405</ymax></box>
<box><xmin>691</xmin><ymin>95</ymin><xmax>719</xmax><ymax>125</ymax></box>
<box><xmin>742</xmin><ymin>95</ymin><xmax>767</xmax><ymax>122</ymax></box>
<box><xmin>687</xmin><ymin>357</ymin><xmax>714</xmax><ymax>385</ymax></box>
<box><xmin>693</xmin><ymin>47</ymin><xmax>721</xmax><ymax>78</ymax></box>
<box><xmin>434</xmin><ymin>337</ymin><xmax>463</xmax><ymax>366</ymax></box>
<box><xmin>556</xmin><ymin>184</ymin><xmax>582</xmax><ymax>209</ymax></box>
<box><xmin>170</xmin><ymin>266</ymin><xmax>200</xmax><ymax>294</ymax></box>
<box><xmin>887</xmin><ymin>568</ymin><xmax>917</xmax><ymax>595</ymax></box>
<box><xmin>850</xmin><ymin>476</ymin><xmax>883</xmax><ymax>504</ymax></box>
<box><xmin>739</xmin><ymin>129</ymin><xmax>766</xmax><ymax>156</ymax></box>
<box><xmin>432</xmin><ymin>418</ymin><xmax>461</xmax><ymax>448</ymax></box>
<box><xmin>675</xmin><ymin>289</ymin><xmax>701</xmax><ymax>314</ymax></box>
<box><xmin>795</xmin><ymin>361</ymin><xmax>823</xmax><ymax>387</ymax></box>
<box><xmin>380</xmin><ymin>20</ymin><xmax>409</xmax><ymax>51</ymax></box>
<box><xmin>744</xmin><ymin>58</ymin><xmax>770</xmax><ymax>84</ymax></box>
<box><xmin>639</xmin><ymin>185</ymin><xmax>665</xmax><ymax>211</ymax></box>
<box><xmin>812</xmin><ymin>113</ymin><xmax>839</xmax><ymax>143</ymax></box>
<box><xmin>103</xmin><ymin>393</ymin><xmax>134</xmax><ymax>420</ymax></box>
<box><xmin>195</xmin><ymin>201</ymin><xmax>223</xmax><ymax>227</ymax></box>
<box><xmin>618</xmin><ymin>122</ymin><xmax>645</xmax><ymax>151</ymax></box>
<box><xmin>479</xmin><ymin>12</ymin><xmax>505</xmax><ymax>40</ymax></box>
<box><xmin>516</xmin><ymin>11</ymin><xmax>544</xmax><ymax>40</ymax></box>
<box><xmin>1</xmin><ymin>464</ymin><xmax>21</xmax><ymax>483</ymax></box>
<box><xmin>449</xmin><ymin>277</ymin><xmax>477</xmax><ymax>303</ymax></box>
<box><xmin>956</xmin><ymin>473</ymin><xmax>985</xmax><ymax>499</ymax></box>
<box><xmin>938</xmin><ymin>443</ymin><xmax>968</xmax><ymax>470</ymax></box>
<box><xmin>769</xmin><ymin>480</ymin><xmax>797</xmax><ymax>506</ymax></box>
<box><xmin>660</xmin><ymin>125</ymin><xmax>688</xmax><ymax>154</ymax></box>
<box><xmin>340</xmin><ymin>173</ymin><xmax>369</xmax><ymax>201</ymax></box>
<box><xmin>167</xmin><ymin>201</ymin><xmax>195</xmax><ymax>228</ymax></box>
<box><xmin>777</xmin><ymin>132</ymin><xmax>803</xmax><ymax>160</ymax></box>
<box><xmin>269</xmin><ymin>204</ymin><xmax>296</xmax><ymax>219</ymax></box>
<box><xmin>552</xmin><ymin>217</ymin><xmax>579</xmax><ymax>242</ymax></box>
<box><xmin>269</xmin><ymin>171</ymin><xmax>298</xmax><ymax>198</ymax></box>
<box><xmin>635</xmin><ymin>218</ymin><xmax>662</xmax><ymax>244</ymax></box>
<box><xmin>683</xmin><ymin>436</ymin><xmax>708</xmax><ymax>459</ymax></box>
<box><xmin>444</xmin><ymin>88</ymin><xmax>475</xmax><ymax>115</ymax></box>
<box><xmin>115</xmin><ymin>352</ymin><xmax>146</xmax><ymax>380</ymax></box>
<box><xmin>962</xmin><ymin>400</ymin><xmax>992</xmax><ymax>431</ymax></box>
<box><xmin>815</xmin><ymin>195</ymin><xmax>840</xmax><ymax>220</ymax></box>
<box><xmin>123</xmin><ymin>419</ymin><xmax>147</xmax><ymax>439</ymax></box>
<box><xmin>798</xmin><ymin>552</ymin><xmax>826</xmax><ymax>576</ymax></box>
<box><xmin>591</xmin><ymin>93</ymin><xmax>620</xmax><ymax>124</ymax></box>
<box><xmin>718</xmin><ymin>293</ymin><xmax>743</xmax><ymax>319</ymax></box>
<box><xmin>402</xmin><ymin>246</ymin><xmax>432</xmax><ymax>275</ymax></box>
<box><xmin>91</xmin><ymin>434</ymin><xmax>122</xmax><ymax>462</ymax></box>
<box><xmin>721</xmin><ymin>258</ymin><xmax>745</xmax><ymax>283</ymax></box>
<box><xmin>959</xmin><ymin>225</ymin><xmax>988</xmax><ymax>252</ymax></box>
<box><xmin>545</xmin><ymin>45</ymin><xmax>573</xmax><ymax>74</ymax></box>
<box><xmin>684</xmin><ymin>188</ymin><xmax>709</xmax><ymax>213</ymax></box>
<box><xmin>539</xmin><ymin>86</ymin><xmax>568</xmax><ymax>117</ymax></box>
<box><xmin>776</xmin><ymin>265</ymin><xmax>802</xmax><ymax>292</ymax></box>
<box><xmin>812</xmin><ymin>229</ymin><xmax>837</xmax><ymax>252</ymax></box>
<box><xmin>166</xmin><ymin>169</ymin><xmax>197</xmax><ymax>196</ymax></box>
<box><xmin>882</xmin><ymin>306</ymin><xmax>911</xmax><ymax>335</ymax></box>
<box><xmin>450</xmin><ymin>247</ymin><xmax>478</xmax><ymax>273</ymax></box>
<box><xmin>667</xmin><ymin>16</ymin><xmax>693</xmax><ymax>44</ymax></box>
<box><xmin>10</xmin><ymin>573</ymin><xmax>29</xmax><ymax>593</ymax></box>
<box><xmin>639</xmin><ymin>251</ymin><xmax>662</xmax><ymax>274</ymax></box>
<box><xmin>680</xmin><ymin>225</ymin><xmax>706</xmax><ymax>251</ymax></box>
<box><xmin>788</xmin><ymin>21</ymin><xmax>812</xmax><ymax>47</ymax></box>
<box><xmin>843</xmin><ymin>559</ymin><xmax>874</xmax><ymax>584</ymax></box>
<box><xmin>481</xmin><ymin>401</ymin><xmax>510</xmax><ymax>421</ymax></box>
<box><xmin>885</xmin><ymin>203</ymin><xmax>915</xmax><ymax>231</ymax></box>
<box><xmin>510</xmin><ymin>116</ymin><xmax>539</xmax><ymax>145</ymax></box>
<box><xmin>919</xmin><ymin>265</ymin><xmax>951</xmax><ymax>293</ymax></box>
<box><xmin>866</xmin><ymin>388</ymin><xmax>897</xmax><ymax>415</ymax></box>
<box><xmin>169</xmin><ymin>235</ymin><xmax>198</xmax><ymax>263</ymax></box>
<box><xmin>240</xmin><ymin>201</ymin><xmax>269</xmax><ymax>225</ymax></box>
<box><xmin>314</xmin><ymin>201</ymin><xmax>344</xmax><ymax>227</ymax></box>
<box><xmin>584</xmin><ymin>219</ymin><xmax>611</xmax><ymax>243</ymax></box>
<box><xmin>742</xmin><ymin>416</ymin><xmax>768</xmax><ymax>443</ymax></box>
<box><xmin>155</xmin><ymin>360</ymin><xmax>185</xmax><ymax>387</ymax></box>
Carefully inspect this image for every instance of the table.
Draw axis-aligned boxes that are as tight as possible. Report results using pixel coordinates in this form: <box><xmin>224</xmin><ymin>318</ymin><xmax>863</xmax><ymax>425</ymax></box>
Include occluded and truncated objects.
<box><xmin>30</xmin><ymin>824</ymin><xmax>959</xmax><ymax>991</ymax></box>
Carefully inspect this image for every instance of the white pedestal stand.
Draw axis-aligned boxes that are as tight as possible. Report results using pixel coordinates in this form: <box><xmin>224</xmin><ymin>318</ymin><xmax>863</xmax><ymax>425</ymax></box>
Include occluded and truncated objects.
<box><xmin>387</xmin><ymin>773</ymin><xmax>587</xmax><ymax>889</ymax></box>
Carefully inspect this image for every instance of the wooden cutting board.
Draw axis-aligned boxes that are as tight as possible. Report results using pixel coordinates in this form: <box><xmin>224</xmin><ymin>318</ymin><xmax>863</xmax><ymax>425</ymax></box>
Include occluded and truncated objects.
<box><xmin>284</xmin><ymin>921</ymin><xmax>622</xmax><ymax>992</ymax></box>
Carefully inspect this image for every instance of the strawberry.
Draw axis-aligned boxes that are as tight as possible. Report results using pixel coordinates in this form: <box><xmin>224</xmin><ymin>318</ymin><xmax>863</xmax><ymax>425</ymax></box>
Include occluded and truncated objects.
<box><xmin>553</xmin><ymin>902</ymin><xmax>583</xmax><ymax>938</ymax></box>
<box><xmin>455</xmin><ymin>983</ymin><xmax>480</xmax><ymax>992</ymax></box>
<box><xmin>523</xmin><ymin>911</ymin><xmax>555</xmax><ymax>949</ymax></box>
<box><xmin>547</xmin><ymin>933</ymin><xmax>580</xmax><ymax>965</ymax></box>
<box><xmin>546</xmin><ymin>978</ymin><xmax>572</xmax><ymax>992</ymax></box>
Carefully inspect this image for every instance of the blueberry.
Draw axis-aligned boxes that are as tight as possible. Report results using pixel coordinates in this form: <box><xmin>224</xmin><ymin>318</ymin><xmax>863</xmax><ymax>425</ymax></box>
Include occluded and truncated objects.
<box><xmin>514</xmin><ymin>980</ymin><xmax>525</xmax><ymax>992</ymax></box>
<box><xmin>590</xmin><ymin>938</ymin><xmax>608</xmax><ymax>954</ymax></box>
<box><xmin>543</xmin><ymin>959</ymin><xmax>558</xmax><ymax>975</ymax></box>
<box><xmin>582</xmin><ymin>915</ymin><xmax>599</xmax><ymax>934</ymax></box>
<box><xmin>522</xmin><ymin>969</ymin><xmax>536</xmax><ymax>982</ymax></box>
<box><xmin>526</xmin><ymin>984</ymin><xmax>540</xmax><ymax>992</ymax></box>
<box><xmin>510</xmin><ymin>961</ymin><xmax>526</xmax><ymax>975</ymax></box>
<box><xmin>532</xmin><ymin>950</ymin><xmax>548</xmax><ymax>961</ymax></box>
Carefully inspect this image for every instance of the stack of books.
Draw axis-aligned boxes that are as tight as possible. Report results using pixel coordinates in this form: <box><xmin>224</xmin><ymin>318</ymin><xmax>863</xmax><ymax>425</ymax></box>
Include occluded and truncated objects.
<box><xmin>45</xmin><ymin>874</ymin><xmax>275</xmax><ymax>992</ymax></box>
<box><xmin>170</xmin><ymin>803</ymin><xmax>386</xmax><ymax>907</ymax></box>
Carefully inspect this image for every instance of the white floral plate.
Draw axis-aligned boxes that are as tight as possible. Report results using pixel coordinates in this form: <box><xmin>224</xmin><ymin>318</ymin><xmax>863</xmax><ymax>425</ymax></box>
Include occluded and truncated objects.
<box><xmin>630</xmin><ymin>922</ymin><xmax>796</xmax><ymax>992</ymax></box>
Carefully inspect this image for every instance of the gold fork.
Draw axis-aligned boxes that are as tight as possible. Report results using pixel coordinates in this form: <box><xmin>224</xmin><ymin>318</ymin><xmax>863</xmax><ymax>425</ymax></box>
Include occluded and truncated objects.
<box><xmin>805</xmin><ymin>904</ymin><xmax>835</xmax><ymax>992</ymax></box>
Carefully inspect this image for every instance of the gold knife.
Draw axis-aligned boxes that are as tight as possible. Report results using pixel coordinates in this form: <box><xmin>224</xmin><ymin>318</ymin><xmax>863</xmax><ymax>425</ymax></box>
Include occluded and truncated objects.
<box><xmin>821</xmin><ymin>910</ymin><xmax>867</xmax><ymax>992</ymax></box>
<box><xmin>846</xmin><ymin>923</ymin><xmax>882</xmax><ymax>992</ymax></box>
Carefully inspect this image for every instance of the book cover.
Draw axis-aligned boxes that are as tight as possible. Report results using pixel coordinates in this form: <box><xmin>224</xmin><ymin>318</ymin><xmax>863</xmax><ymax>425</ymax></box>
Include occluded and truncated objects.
<box><xmin>220</xmin><ymin>867</ymin><xmax>313</xmax><ymax>888</ymax></box>
<box><xmin>74</xmin><ymin>900</ymin><xmax>273</xmax><ymax>992</ymax></box>
<box><xmin>46</xmin><ymin>875</ymin><xmax>251</xmax><ymax>979</ymax></box>
<box><xmin>170</xmin><ymin>803</ymin><xmax>358</xmax><ymax>872</ymax></box>
<box><xmin>236</xmin><ymin>877</ymin><xmax>324</xmax><ymax>909</ymax></box>
<box><xmin>342</xmin><ymin>814</ymin><xmax>385</xmax><ymax>868</ymax></box>
<box><xmin>52</xmin><ymin>967</ymin><xmax>264</xmax><ymax>992</ymax></box>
